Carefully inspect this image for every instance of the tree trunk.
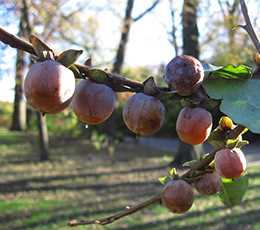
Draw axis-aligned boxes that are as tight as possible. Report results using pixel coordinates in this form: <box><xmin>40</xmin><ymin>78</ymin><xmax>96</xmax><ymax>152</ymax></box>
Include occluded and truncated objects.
<box><xmin>22</xmin><ymin>0</ymin><xmax>50</xmax><ymax>160</ymax></box>
<box><xmin>10</xmin><ymin>21</ymin><xmax>26</xmax><ymax>131</ymax></box>
<box><xmin>112</xmin><ymin>0</ymin><xmax>135</xmax><ymax>74</ymax></box>
<box><xmin>173</xmin><ymin>0</ymin><xmax>202</xmax><ymax>165</ymax></box>
<box><xmin>26</xmin><ymin>107</ymin><xmax>33</xmax><ymax>129</ymax></box>
<box><xmin>37</xmin><ymin>112</ymin><xmax>49</xmax><ymax>161</ymax></box>
<box><xmin>182</xmin><ymin>0</ymin><xmax>199</xmax><ymax>57</ymax></box>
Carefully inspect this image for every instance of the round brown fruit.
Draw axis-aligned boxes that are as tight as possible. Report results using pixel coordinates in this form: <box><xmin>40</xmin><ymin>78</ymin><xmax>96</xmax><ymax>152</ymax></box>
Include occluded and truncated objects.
<box><xmin>164</xmin><ymin>55</ymin><xmax>204</xmax><ymax>96</ymax></box>
<box><xmin>71</xmin><ymin>79</ymin><xmax>116</xmax><ymax>125</ymax></box>
<box><xmin>24</xmin><ymin>60</ymin><xmax>75</xmax><ymax>114</ymax></box>
<box><xmin>214</xmin><ymin>148</ymin><xmax>246</xmax><ymax>179</ymax></box>
<box><xmin>122</xmin><ymin>93</ymin><xmax>165</xmax><ymax>136</ymax></box>
<box><xmin>194</xmin><ymin>172</ymin><xmax>221</xmax><ymax>195</ymax></box>
<box><xmin>161</xmin><ymin>180</ymin><xmax>194</xmax><ymax>214</ymax></box>
<box><xmin>176</xmin><ymin>107</ymin><xmax>212</xmax><ymax>145</ymax></box>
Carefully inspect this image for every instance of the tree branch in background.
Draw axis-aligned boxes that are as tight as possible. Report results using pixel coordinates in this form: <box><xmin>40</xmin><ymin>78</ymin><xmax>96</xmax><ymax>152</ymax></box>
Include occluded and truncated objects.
<box><xmin>217</xmin><ymin>0</ymin><xmax>227</xmax><ymax>18</ymax></box>
<box><xmin>168</xmin><ymin>0</ymin><xmax>179</xmax><ymax>56</ymax></box>
<box><xmin>133</xmin><ymin>0</ymin><xmax>160</xmax><ymax>22</ymax></box>
<box><xmin>239</xmin><ymin>0</ymin><xmax>260</xmax><ymax>53</ymax></box>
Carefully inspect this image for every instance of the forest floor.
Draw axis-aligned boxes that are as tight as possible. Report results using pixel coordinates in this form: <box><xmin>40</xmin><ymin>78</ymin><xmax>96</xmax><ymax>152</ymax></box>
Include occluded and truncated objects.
<box><xmin>0</xmin><ymin>128</ymin><xmax>260</xmax><ymax>230</ymax></box>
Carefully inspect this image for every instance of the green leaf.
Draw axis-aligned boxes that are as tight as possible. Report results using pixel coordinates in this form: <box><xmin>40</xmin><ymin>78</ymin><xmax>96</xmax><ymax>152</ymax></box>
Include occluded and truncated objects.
<box><xmin>57</xmin><ymin>49</ymin><xmax>83</xmax><ymax>67</ymax></box>
<box><xmin>235</xmin><ymin>140</ymin><xmax>249</xmax><ymax>149</ymax></box>
<box><xmin>86</xmin><ymin>69</ymin><xmax>110</xmax><ymax>84</ymax></box>
<box><xmin>203</xmin><ymin>63</ymin><xmax>252</xmax><ymax>80</ymax></box>
<box><xmin>204</xmin><ymin>78</ymin><xmax>260</xmax><ymax>134</ymax></box>
<box><xmin>207</xmin><ymin>127</ymin><xmax>226</xmax><ymax>149</ymax></box>
<box><xmin>182</xmin><ymin>160</ymin><xmax>198</xmax><ymax>168</ymax></box>
<box><xmin>203</xmin><ymin>63</ymin><xmax>223</xmax><ymax>77</ymax></box>
<box><xmin>158</xmin><ymin>176</ymin><xmax>172</xmax><ymax>185</ymax></box>
<box><xmin>168</xmin><ymin>168</ymin><xmax>177</xmax><ymax>177</ymax></box>
<box><xmin>69</xmin><ymin>64</ymin><xmax>82</xmax><ymax>79</ymax></box>
<box><xmin>219</xmin><ymin>175</ymin><xmax>249</xmax><ymax>207</ymax></box>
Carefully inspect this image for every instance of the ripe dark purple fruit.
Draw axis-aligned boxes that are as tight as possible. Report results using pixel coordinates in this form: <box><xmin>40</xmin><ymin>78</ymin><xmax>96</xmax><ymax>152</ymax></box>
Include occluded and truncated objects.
<box><xmin>161</xmin><ymin>180</ymin><xmax>194</xmax><ymax>214</ymax></box>
<box><xmin>164</xmin><ymin>55</ymin><xmax>204</xmax><ymax>96</ymax></box>
<box><xmin>176</xmin><ymin>107</ymin><xmax>212</xmax><ymax>145</ymax></box>
<box><xmin>215</xmin><ymin>148</ymin><xmax>246</xmax><ymax>179</ymax></box>
<box><xmin>122</xmin><ymin>93</ymin><xmax>165</xmax><ymax>136</ymax></box>
<box><xmin>194</xmin><ymin>172</ymin><xmax>221</xmax><ymax>195</ymax></box>
<box><xmin>72</xmin><ymin>80</ymin><xmax>116</xmax><ymax>125</ymax></box>
<box><xmin>24</xmin><ymin>60</ymin><xmax>75</xmax><ymax>114</ymax></box>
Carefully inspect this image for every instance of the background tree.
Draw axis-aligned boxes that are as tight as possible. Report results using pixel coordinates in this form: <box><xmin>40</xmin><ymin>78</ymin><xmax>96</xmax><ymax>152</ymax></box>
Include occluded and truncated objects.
<box><xmin>174</xmin><ymin>0</ymin><xmax>202</xmax><ymax>164</ymax></box>
<box><xmin>10</xmin><ymin>1</ymin><xmax>27</xmax><ymax>131</ymax></box>
<box><xmin>112</xmin><ymin>0</ymin><xmax>160</xmax><ymax>74</ymax></box>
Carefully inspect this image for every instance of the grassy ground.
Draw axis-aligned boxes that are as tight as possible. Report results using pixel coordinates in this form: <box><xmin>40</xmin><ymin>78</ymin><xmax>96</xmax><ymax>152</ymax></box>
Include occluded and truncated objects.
<box><xmin>0</xmin><ymin>128</ymin><xmax>260</xmax><ymax>230</ymax></box>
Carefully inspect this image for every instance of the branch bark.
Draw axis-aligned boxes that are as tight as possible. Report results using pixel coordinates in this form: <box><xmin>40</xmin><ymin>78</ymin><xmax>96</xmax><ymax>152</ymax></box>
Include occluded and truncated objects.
<box><xmin>239</xmin><ymin>0</ymin><xmax>260</xmax><ymax>53</ymax></box>
<box><xmin>0</xmin><ymin>27</ymin><xmax>173</xmax><ymax>95</ymax></box>
<box><xmin>133</xmin><ymin>0</ymin><xmax>160</xmax><ymax>22</ymax></box>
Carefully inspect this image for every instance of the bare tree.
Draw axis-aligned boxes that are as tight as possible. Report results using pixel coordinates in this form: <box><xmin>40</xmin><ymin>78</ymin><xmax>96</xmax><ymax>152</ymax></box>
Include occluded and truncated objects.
<box><xmin>112</xmin><ymin>0</ymin><xmax>160</xmax><ymax>74</ymax></box>
<box><xmin>182</xmin><ymin>0</ymin><xmax>200</xmax><ymax>58</ymax></box>
<box><xmin>22</xmin><ymin>0</ymin><xmax>50</xmax><ymax>161</ymax></box>
<box><xmin>10</xmin><ymin>1</ymin><xmax>27</xmax><ymax>131</ymax></box>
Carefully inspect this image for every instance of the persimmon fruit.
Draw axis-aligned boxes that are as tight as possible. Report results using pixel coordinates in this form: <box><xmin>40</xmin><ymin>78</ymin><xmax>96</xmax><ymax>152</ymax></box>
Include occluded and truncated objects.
<box><xmin>24</xmin><ymin>60</ymin><xmax>75</xmax><ymax>114</ymax></box>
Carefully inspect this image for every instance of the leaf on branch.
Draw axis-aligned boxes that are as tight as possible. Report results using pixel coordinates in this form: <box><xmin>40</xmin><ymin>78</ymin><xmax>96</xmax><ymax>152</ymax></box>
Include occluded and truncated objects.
<box><xmin>226</xmin><ymin>139</ymin><xmax>249</xmax><ymax>149</ymax></box>
<box><xmin>143</xmin><ymin>77</ymin><xmax>160</xmax><ymax>96</ymax></box>
<box><xmin>182</xmin><ymin>160</ymin><xmax>198</xmax><ymax>168</ymax></box>
<box><xmin>219</xmin><ymin>175</ymin><xmax>248</xmax><ymax>207</ymax></box>
<box><xmin>69</xmin><ymin>64</ymin><xmax>82</xmax><ymax>79</ymax></box>
<box><xmin>57</xmin><ymin>49</ymin><xmax>83</xmax><ymax>67</ymax></box>
<box><xmin>204</xmin><ymin>78</ymin><xmax>260</xmax><ymax>134</ymax></box>
<box><xmin>29</xmin><ymin>34</ymin><xmax>55</xmax><ymax>59</ymax></box>
<box><xmin>207</xmin><ymin>127</ymin><xmax>226</xmax><ymax>149</ymax></box>
<box><xmin>168</xmin><ymin>168</ymin><xmax>177</xmax><ymax>177</ymax></box>
<box><xmin>86</xmin><ymin>69</ymin><xmax>110</xmax><ymax>84</ymax></box>
<box><xmin>203</xmin><ymin>63</ymin><xmax>252</xmax><ymax>80</ymax></box>
<box><xmin>158</xmin><ymin>176</ymin><xmax>171</xmax><ymax>185</ymax></box>
<box><xmin>203</xmin><ymin>63</ymin><xmax>223</xmax><ymax>77</ymax></box>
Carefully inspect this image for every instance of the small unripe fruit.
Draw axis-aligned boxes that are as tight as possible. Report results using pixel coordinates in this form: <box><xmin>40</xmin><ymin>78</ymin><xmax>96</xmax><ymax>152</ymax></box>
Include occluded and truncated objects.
<box><xmin>72</xmin><ymin>80</ymin><xmax>116</xmax><ymax>125</ymax></box>
<box><xmin>164</xmin><ymin>55</ymin><xmax>204</xmax><ymax>96</ymax></box>
<box><xmin>194</xmin><ymin>172</ymin><xmax>221</xmax><ymax>195</ymax></box>
<box><xmin>24</xmin><ymin>60</ymin><xmax>75</xmax><ymax>114</ymax></box>
<box><xmin>219</xmin><ymin>116</ymin><xmax>234</xmax><ymax>130</ymax></box>
<box><xmin>215</xmin><ymin>148</ymin><xmax>246</xmax><ymax>179</ymax></box>
<box><xmin>176</xmin><ymin>107</ymin><xmax>212</xmax><ymax>145</ymax></box>
<box><xmin>161</xmin><ymin>180</ymin><xmax>194</xmax><ymax>214</ymax></box>
<box><xmin>253</xmin><ymin>53</ymin><xmax>260</xmax><ymax>65</ymax></box>
<box><xmin>122</xmin><ymin>93</ymin><xmax>165</xmax><ymax>136</ymax></box>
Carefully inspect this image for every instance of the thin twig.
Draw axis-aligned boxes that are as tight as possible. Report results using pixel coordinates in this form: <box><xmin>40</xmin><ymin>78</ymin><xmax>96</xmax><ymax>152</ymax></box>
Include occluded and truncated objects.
<box><xmin>239</xmin><ymin>0</ymin><xmax>260</xmax><ymax>53</ymax></box>
<box><xmin>68</xmin><ymin>195</ymin><xmax>161</xmax><ymax>226</ymax></box>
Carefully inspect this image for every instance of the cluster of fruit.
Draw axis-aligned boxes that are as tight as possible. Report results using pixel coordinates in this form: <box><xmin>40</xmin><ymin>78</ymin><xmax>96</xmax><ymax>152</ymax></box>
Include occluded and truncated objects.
<box><xmin>161</xmin><ymin>145</ymin><xmax>247</xmax><ymax>214</ymax></box>
<box><xmin>24</xmin><ymin>55</ymin><xmax>247</xmax><ymax>215</ymax></box>
<box><xmin>23</xmin><ymin>55</ymin><xmax>210</xmax><ymax>137</ymax></box>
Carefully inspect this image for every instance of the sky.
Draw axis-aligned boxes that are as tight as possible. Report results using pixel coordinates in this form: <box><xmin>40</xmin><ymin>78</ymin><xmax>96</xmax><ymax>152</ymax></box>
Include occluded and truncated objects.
<box><xmin>0</xmin><ymin>0</ymin><xmax>259</xmax><ymax>102</ymax></box>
